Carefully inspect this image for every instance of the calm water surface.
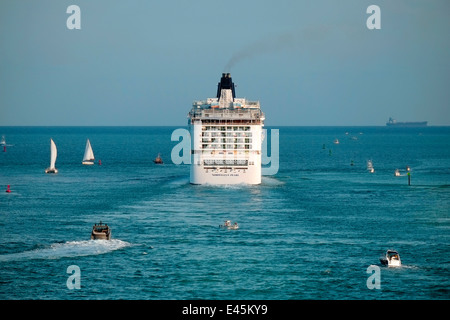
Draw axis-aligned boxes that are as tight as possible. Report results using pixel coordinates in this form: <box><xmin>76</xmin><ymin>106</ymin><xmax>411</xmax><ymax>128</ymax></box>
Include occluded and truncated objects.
<box><xmin>0</xmin><ymin>126</ymin><xmax>449</xmax><ymax>299</ymax></box>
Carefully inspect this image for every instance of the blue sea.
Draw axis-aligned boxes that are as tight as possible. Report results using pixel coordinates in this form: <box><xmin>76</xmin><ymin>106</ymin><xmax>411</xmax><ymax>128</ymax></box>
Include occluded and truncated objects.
<box><xmin>0</xmin><ymin>126</ymin><xmax>449</xmax><ymax>300</ymax></box>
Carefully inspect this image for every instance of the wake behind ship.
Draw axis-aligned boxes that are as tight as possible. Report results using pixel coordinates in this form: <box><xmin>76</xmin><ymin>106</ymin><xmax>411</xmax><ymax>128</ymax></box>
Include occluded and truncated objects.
<box><xmin>188</xmin><ymin>73</ymin><xmax>265</xmax><ymax>184</ymax></box>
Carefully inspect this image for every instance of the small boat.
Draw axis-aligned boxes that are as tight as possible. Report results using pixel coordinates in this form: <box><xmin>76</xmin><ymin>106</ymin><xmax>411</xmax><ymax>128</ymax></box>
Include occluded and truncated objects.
<box><xmin>82</xmin><ymin>139</ymin><xmax>95</xmax><ymax>165</ymax></box>
<box><xmin>367</xmin><ymin>160</ymin><xmax>374</xmax><ymax>173</ymax></box>
<box><xmin>91</xmin><ymin>222</ymin><xmax>111</xmax><ymax>240</ymax></box>
<box><xmin>394</xmin><ymin>169</ymin><xmax>401</xmax><ymax>176</ymax></box>
<box><xmin>333</xmin><ymin>139</ymin><xmax>339</xmax><ymax>144</ymax></box>
<box><xmin>380</xmin><ymin>250</ymin><xmax>401</xmax><ymax>267</ymax></box>
<box><xmin>45</xmin><ymin>139</ymin><xmax>58</xmax><ymax>174</ymax></box>
<box><xmin>153</xmin><ymin>153</ymin><xmax>163</xmax><ymax>164</ymax></box>
<box><xmin>220</xmin><ymin>220</ymin><xmax>239</xmax><ymax>230</ymax></box>
<box><xmin>1</xmin><ymin>135</ymin><xmax>13</xmax><ymax>152</ymax></box>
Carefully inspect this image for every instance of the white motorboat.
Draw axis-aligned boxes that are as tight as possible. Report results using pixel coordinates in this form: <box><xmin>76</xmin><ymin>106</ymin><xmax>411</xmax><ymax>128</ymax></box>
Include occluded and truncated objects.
<box><xmin>380</xmin><ymin>250</ymin><xmax>401</xmax><ymax>267</ymax></box>
<box><xmin>220</xmin><ymin>220</ymin><xmax>239</xmax><ymax>230</ymax></box>
<box><xmin>45</xmin><ymin>139</ymin><xmax>58</xmax><ymax>174</ymax></box>
<box><xmin>394</xmin><ymin>169</ymin><xmax>401</xmax><ymax>176</ymax></box>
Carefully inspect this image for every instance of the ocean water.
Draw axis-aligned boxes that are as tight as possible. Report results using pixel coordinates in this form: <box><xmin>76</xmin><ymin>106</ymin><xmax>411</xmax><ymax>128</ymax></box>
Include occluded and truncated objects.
<box><xmin>0</xmin><ymin>126</ymin><xmax>449</xmax><ymax>300</ymax></box>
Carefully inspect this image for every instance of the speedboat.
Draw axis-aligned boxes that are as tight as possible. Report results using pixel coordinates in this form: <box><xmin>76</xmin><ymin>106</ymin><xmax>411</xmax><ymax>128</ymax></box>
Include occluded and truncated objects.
<box><xmin>220</xmin><ymin>220</ymin><xmax>239</xmax><ymax>230</ymax></box>
<box><xmin>367</xmin><ymin>160</ymin><xmax>375</xmax><ymax>173</ymax></box>
<box><xmin>91</xmin><ymin>222</ymin><xmax>111</xmax><ymax>240</ymax></box>
<box><xmin>380</xmin><ymin>250</ymin><xmax>401</xmax><ymax>267</ymax></box>
<box><xmin>394</xmin><ymin>169</ymin><xmax>401</xmax><ymax>176</ymax></box>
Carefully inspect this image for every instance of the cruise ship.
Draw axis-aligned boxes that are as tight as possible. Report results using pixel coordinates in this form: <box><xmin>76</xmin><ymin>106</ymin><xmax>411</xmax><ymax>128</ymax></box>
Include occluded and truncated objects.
<box><xmin>188</xmin><ymin>73</ymin><xmax>265</xmax><ymax>184</ymax></box>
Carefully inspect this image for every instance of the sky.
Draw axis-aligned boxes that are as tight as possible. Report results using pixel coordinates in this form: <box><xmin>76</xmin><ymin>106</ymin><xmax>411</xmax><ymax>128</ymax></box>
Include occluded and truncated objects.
<box><xmin>0</xmin><ymin>0</ymin><xmax>449</xmax><ymax>126</ymax></box>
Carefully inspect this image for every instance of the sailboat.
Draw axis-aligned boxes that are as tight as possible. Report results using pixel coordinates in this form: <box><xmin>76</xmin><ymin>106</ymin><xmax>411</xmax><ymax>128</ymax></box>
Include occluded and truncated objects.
<box><xmin>1</xmin><ymin>135</ymin><xmax>13</xmax><ymax>152</ymax></box>
<box><xmin>82</xmin><ymin>139</ymin><xmax>95</xmax><ymax>165</ymax></box>
<box><xmin>45</xmin><ymin>139</ymin><xmax>58</xmax><ymax>174</ymax></box>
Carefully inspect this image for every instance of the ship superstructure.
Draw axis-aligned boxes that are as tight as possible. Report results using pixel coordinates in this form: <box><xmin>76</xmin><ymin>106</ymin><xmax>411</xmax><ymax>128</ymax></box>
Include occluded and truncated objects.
<box><xmin>188</xmin><ymin>73</ymin><xmax>265</xmax><ymax>184</ymax></box>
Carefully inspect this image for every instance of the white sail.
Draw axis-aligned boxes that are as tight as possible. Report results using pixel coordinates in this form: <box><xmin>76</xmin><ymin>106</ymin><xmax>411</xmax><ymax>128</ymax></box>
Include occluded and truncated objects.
<box><xmin>82</xmin><ymin>139</ymin><xmax>95</xmax><ymax>164</ymax></box>
<box><xmin>45</xmin><ymin>138</ymin><xmax>58</xmax><ymax>173</ymax></box>
<box><xmin>50</xmin><ymin>139</ymin><xmax>57</xmax><ymax>169</ymax></box>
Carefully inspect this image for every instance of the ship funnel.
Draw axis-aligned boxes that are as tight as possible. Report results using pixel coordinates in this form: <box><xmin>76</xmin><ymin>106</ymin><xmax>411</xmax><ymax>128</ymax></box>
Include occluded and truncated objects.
<box><xmin>217</xmin><ymin>73</ymin><xmax>236</xmax><ymax>100</ymax></box>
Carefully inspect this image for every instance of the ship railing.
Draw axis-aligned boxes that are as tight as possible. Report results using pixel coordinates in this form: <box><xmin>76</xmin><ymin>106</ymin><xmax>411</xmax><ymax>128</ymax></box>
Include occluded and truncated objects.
<box><xmin>189</xmin><ymin>108</ymin><xmax>263</xmax><ymax>120</ymax></box>
<box><xmin>203</xmin><ymin>159</ymin><xmax>249</xmax><ymax>166</ymax></box>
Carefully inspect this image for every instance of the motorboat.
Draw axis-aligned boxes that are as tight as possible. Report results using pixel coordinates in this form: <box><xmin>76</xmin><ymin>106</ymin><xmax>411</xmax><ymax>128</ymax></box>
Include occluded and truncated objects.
<box><xmin>394</xmin><ymin>169</ymin><xmax>401</xmax><ymax>176</ymax></box>
<box><xmin>91</xmin><ymin>222</ymin><xmax>111</xmax><ymax>240</ymax></box>
<box><xmin>333</xmin><ymin>139</ymin><xmax>339</xmax><ymax>144</ymax></box>
<box><xmin>220</xmin><ymin>220</ymin><xmax>239</xmax><ymax>230</ymax></box>
<box><xmin>367</xmin><ymin>160</ymin><xmax>374</xmax><ymax>173</ymax></box>
<box><xmin>380</xmin><ymin>250</ymin><xmax>401</xmax><ymax>267</ymax></box>
<box><xmin>153</xmin><ymin>153</ymin><xmax>163</xmax><ymax>164</ymax></box>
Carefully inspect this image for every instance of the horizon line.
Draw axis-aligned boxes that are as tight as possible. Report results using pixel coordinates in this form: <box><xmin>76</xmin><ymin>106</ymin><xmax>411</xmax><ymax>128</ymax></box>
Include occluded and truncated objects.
<box><xmin>1</xmin><ymin>124</ymin><xmax>448</xmax><ymax>128</ymax></box>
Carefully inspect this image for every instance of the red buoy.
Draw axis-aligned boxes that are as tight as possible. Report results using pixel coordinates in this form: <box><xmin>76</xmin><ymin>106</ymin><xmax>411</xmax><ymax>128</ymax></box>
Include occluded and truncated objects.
<box><xmin>98</xmin><ymin>159</ymin><xmax>102</xmax><ymax>165</ymax></box>
<box><xmin>6</xmin><ymin>185</ymin><xmax>11</xmax><ymax>193</ymax></box>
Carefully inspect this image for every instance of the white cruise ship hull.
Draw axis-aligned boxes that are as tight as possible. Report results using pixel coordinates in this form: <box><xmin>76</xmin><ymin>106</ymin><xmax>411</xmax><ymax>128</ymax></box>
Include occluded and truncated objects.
<box><xmin>188</xmin><ymin>73</ymin><xmax>265</xmax><ymax>185</ymax></box>
<box><xmin>190</xmin><ymin>154</ymin><xmax>262</xmax><ymax>185</ymax></box>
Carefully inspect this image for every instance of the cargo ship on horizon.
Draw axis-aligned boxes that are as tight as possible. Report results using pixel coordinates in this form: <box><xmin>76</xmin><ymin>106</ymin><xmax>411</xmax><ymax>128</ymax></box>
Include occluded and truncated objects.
<box><xmin>386</xmin><ymin>117</ymin><xmax>427</xmax><ymax>127</ymax></box>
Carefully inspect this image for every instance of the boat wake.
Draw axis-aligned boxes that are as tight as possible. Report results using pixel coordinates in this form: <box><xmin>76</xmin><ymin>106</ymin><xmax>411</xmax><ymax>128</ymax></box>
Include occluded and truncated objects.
<box><xmin>261</xmin><ymin>176</ymin><xmax>284</xmax><ymax>186</ymax></box>
<box><xmin>0</xmin><ymin>239</ymin><xmax>131</xmax><ymax>262</ymax></box>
